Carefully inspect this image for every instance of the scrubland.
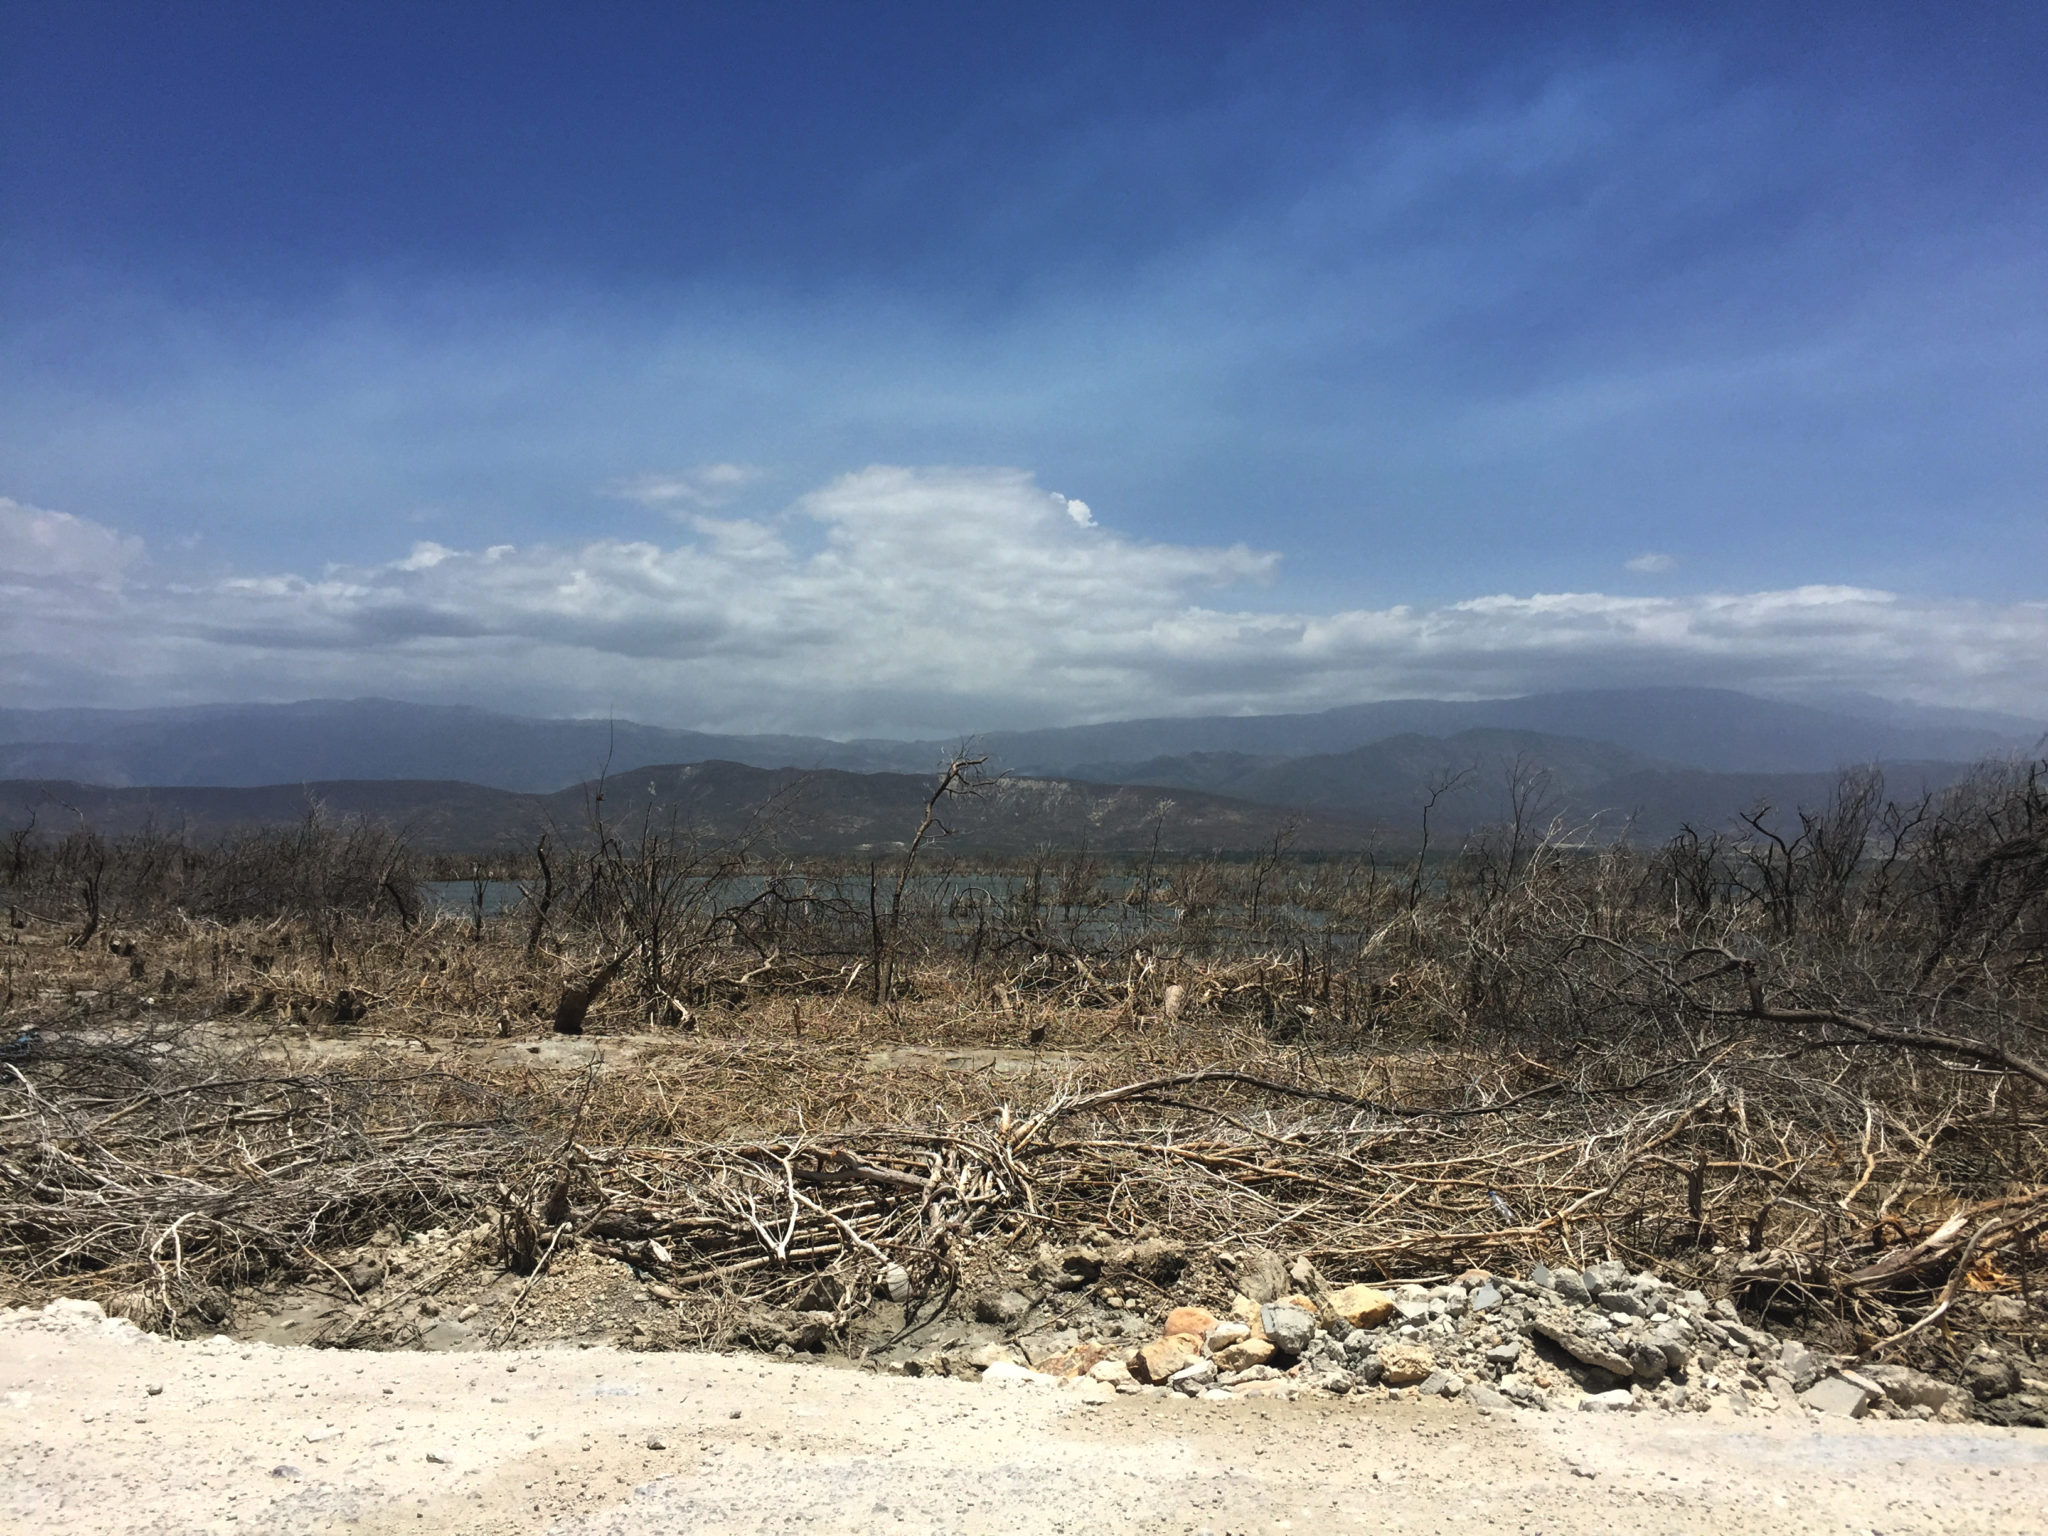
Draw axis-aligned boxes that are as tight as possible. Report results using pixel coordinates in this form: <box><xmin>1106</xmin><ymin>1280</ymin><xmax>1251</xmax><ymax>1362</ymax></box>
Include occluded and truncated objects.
<box><xmin>2</xmin><ymin>760</ymin><xmax>2042</xmax><ymax>1411</ymax></box>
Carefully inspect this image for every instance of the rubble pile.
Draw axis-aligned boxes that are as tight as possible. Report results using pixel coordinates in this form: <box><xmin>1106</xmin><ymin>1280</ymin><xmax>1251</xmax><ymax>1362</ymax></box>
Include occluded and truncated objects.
<box><xmin>901</xmin><ymin>1245</ymin><xmax>2045</xmax><ymax>1425</ymax></box>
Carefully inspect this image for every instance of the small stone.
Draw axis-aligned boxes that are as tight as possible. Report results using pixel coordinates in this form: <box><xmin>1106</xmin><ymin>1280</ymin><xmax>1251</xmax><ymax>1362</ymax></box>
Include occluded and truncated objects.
<box><xmin>270</xmin><ymin>1464</ymin><xmax>302</xmax><ymax>1479</ymax></box>
<box><xmin>1168</xmin><ymin>1357</ymin><xmax>1219</xmax><ymax>1391</ymax></box>
<box><xmin>1162</xmin><ymin>1306</ymin><xmax>1217</xmax><ymax>1339</ymax></box>
<box><xmin>1551</xmin><ymin>1269</ymin><xmax>1592</xmax><ymax>1307</ymax></box>
<box><xmin>1032</xmin><ymin>1342</ymin><xmax>1109</xmax><ymax>1379</ymax></box>
<box><xmin>1964</xmin><ymin>1352</ymin><xmax>2021</xmax><ymax>1401</ymax></box>
<box><xmin>344</xmin><ymin>1262</ymin><xmax>383</xmax><ymax>1294</ymax></box>
<box><xmin>1862</xmin><ymin>1362</ymin><xmax>1963</xmax><ymax>1413</ymax></box>
<box><xmin>1260</xmin><ymin>1304</ymin><xmax>1315</xmax><ymax>1357</ymax></box>
<box><xmin>1979</xmin><ymin>1294</ymin><xmax>2027</xmax><ymax>1327</ymax></box>
<box><xmin>1376</xmin><ymin>1341</ymin><xmax>1437</xmax><ymax>1387</ymax></box>
<box><xmin>973</xmin><ymin>1288</ymin><xmax>1032</xmax><ymax>1326</ymax></box>
<box><xmin>1485</xmin><ymin>1342</ymin><xmax>1522</xmax><ymax>1367</ymax></box>
<box><xmin>1528</xmin><ymin>1262</ymin><xmax>1555</xmax><ymax>1290</ymax></box>
<box><xmin>1235</xmin><ymin>1248</ymin><xmax>1289</xmax><ymax>1304</ymax></box>
<box><xmin>1213</xmin><ymin>1338</ymin><xmax>1276</xmax><ymax>1372</ymax></box>
<box><xmin>1205</xmin><ymin>1320</ymin><xmax>1250</xmax><ymax>1351</ymax></box>
<box><xmin>1134</xmin><ymin>1334</ymin><xmax>1204</xmax><ymax>1383</ymax></box>
<box><xmin>1326</xmin><ymin>1284</ymin><xmax>1396</xmax><ymax>1329</ymax></box>
<box><xmin>1628</xmin><ymin>1343</ymin><xmax>1668</xmax><ymax>1385</ymax></box>
<box><xmin>1579</xmin><ymin>1389</ymin><xmax>1633</xmax><ymax>1412</ymax></box>
<box><xmin>1417</xmin><ymin>1370</ymin><xmax>1463</xmax><ymax>1399</ymax></box>
<box><xmin>1584</xmin><ymin>1259</ymin><xmax>1630</xmax><ymax>1291</ymax></box>
<box><xmin>1531</xmin><ymin>1319</ymin><xmax>1632</xmax><ymax>1377</ymax></box>
<box><xmin>425</xmin><ymin>1451</ymin><xmax>453</xmax><ymax>1464</ymax></box>
<box><xmin>1465</xmin><ymin>1383</ymin><xmax>1510</xmax><ymax>1411</ymax></box>
<box><xmin>1801</xmin><ymin>1375</ymin><xmax>1875</xmax><ymax>1418</ymax></box>
<box><xmin>644</xmin><ymin>1435</ymin><xmax>667</xmax><ymax>1450</ymax></box>
<box><xmin>1087</xmin><ymin>1359</ymin><xmax>1133</xmax><ymax>1385</ymax></box>
<box><xmin>146</xmin><ymin>1385</ymin><xmax>163</xmax><ymax>1396</ymax></box>
<box><xmin>1777</xmin><ymin>1340</ymin><xmax>1823</xmax><ymax>1392</ymax></box>
<box><xmin>1597</xmin><ymin>1291</ymin><xmax>1648</xmax><ymax>1318</ymax></box>
<box><xmin>1468</xmin><ymin>1283</ymin><xmax>1503</xmax><ymax>1313</ymax></box>
<box><xmin>1392</xmin><ymin>1299</ymin><xmax>1433</xmax><ymax>1325</ymax></box>
<box><xmin>967</xmin><ymin>1342</ymin><xmax>1027</xmax><ymax>1370</ymax></box>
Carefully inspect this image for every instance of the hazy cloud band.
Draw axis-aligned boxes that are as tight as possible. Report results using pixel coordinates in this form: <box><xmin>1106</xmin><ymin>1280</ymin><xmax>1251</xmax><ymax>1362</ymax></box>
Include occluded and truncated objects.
<box><xmin>5</xmin><ymin>470</ymin><xmax>2044</xmax><ymax>734</ymax></box>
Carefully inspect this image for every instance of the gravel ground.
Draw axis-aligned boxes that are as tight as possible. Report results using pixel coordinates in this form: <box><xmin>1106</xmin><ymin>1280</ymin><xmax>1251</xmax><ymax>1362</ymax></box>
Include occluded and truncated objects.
<box><xmin>5</xmin><ymin>1303</ymin><xmax>2045</xmax><ymax>1535</ymax></box>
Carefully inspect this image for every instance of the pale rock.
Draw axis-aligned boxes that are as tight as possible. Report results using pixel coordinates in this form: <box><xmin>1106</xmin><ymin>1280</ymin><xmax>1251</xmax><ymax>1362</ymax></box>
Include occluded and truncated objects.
<box><xmin>1234</xmin><ymin>1248</ymin><xmax>1289</xmax><ymax>1305</ymax></box>
<box><xmin>1087</xmin><ymin>1359</ymin><xmax>1134</xmax><ymax>1385</ymax></box>
<box><xmin>1133</xmin><ymin>1334</ymin><xmax>1204</xmax><ymax>1383</ymax></box>
<box><xmin>1531</xmin><ymin>1319</ymin><xmax>1632</xmax><ymax>1377</ymax></box>
<box><xmin>1375</xmin><ymin>1341</ymin><xmax>1436</xmax><ymax>1387</ymax></box>
<box><xmin>1260</xmin><ymin>1304</ymin><xmax>1315</xmax><ymax>1357</ymax></box>
<box><xmin>1579</xmin><ymin>1389</ymin><xmax>1633</xmax><ymax>1412</ymax></box>
<box><xmin>1205</xmin><ymin>1320</ymin><xmax>1250</xmax><ymax>1351</ymax></box>
<box><xmin>1862</xmin><ymin>1362</ymin><xmax>1963</xmax><ymax>1413</ymax></box>
<box><xmin>1324</xmin><ymin>1284</ymin><xmax>1395</xmax><ymax>1329</ymax></box>
<box><xmin>1801</xmin><ymin>1375</ymin><xmax>1875</xmax><ymax>1418</ymax></box>
<box><xmin>1777</xmin><ymin>1340</ymin><xmax>1823</xmax><ymax>1391</ymax></box>
<box><xmin>1213</xmin><ymin>1338</ymin><xmax>1276</xmax><ymax>1372</ymax></box>
<box><xmin>1584</xmin><ymin>1259</ymin><xmax>1631</xmax><ymax>1291</ymax></box>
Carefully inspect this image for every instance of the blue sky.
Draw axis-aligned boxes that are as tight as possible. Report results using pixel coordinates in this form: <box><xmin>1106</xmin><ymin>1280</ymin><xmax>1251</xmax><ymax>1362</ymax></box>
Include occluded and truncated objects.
<box><xmin>3</xmin><ymin>3</ymin><xmax>2045</xmax><ymax>732</ymax></box>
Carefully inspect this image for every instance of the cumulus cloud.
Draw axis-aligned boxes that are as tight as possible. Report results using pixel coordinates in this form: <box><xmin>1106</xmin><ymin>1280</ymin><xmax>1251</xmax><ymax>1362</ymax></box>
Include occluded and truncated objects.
<box><xmin>4</xmin><ymin>470</ymin><xmax>2044</xmax><ymax>732</ymax></box>
<box><xmin>1626</xmin><ymin>552</ymin><xmax>1676</xmax><ymax>574</ymax></box>
<box><xmin>0</xmin><ymin>497</ymin><xmax>144</xmax><ymax>584</ymax></box>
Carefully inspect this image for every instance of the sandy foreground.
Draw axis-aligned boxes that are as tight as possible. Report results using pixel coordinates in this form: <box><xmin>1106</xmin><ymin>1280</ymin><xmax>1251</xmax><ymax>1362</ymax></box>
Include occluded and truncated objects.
<box><xmin>4</xmin><ymin>1305</ymin><xmax>2044</xmax><ymax>1536</ymax></box>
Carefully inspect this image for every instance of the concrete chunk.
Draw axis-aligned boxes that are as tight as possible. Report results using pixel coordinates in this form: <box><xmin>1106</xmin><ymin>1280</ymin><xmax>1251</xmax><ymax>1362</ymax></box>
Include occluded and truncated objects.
<box><xmin>1801</xmin><ymin>1375</ymin><xmax>1875</xmax><ymax>1418</ymax></box>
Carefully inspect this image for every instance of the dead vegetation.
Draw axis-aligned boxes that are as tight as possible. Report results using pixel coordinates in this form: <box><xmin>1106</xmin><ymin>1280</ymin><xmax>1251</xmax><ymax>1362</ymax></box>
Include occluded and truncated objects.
<box><xmin>1</xmin><ymin>760</ymin><xmax>2043</xmax><ymax>1391</ymax></box>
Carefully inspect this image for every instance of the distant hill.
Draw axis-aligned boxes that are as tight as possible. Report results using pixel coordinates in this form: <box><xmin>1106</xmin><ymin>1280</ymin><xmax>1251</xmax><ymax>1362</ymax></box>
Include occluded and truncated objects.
<box><xmin>1</xmin><ymin>688</ymin><xmax>2035</xmax><ymax>792</ymax></box>
<box><xmin>981</xmin><ymin>688</ymin><xmax>2043</xmax><ymax>777</ymax></box>
<box><xmin>0</xmin><ymin>700</ymin><xmax>930</xmax><ymax>791</ymax></box>
<box><xmin>1067</xmin><ymin>728</ymin><xmax>1977</xmax><ymax>841</ymax></box>
<box><xmin>0</xmin><ymin>763</ymin><xmax>1379</xmax><ymax>856</ymax></box>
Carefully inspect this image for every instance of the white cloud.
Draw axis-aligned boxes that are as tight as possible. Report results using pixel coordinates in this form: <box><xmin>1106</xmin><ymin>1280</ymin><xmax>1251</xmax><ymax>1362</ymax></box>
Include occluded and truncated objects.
<box><xmin>605</xmin><ymin>463</ymin><xmax>763</xmax><ymax>513</ymax></box>
<box><xmin>3</xmin><ymin>470</ymin><xmax>2044</xmax><ymax>732</ymax></box>
<box><xmin>0</xmin><ymin>497</ymin><xmax>144</xmax><ymax>584</ymax></box>
<box><xmin>1626</xmin><ymin>551</ymin><xmax>1676</xmax><ymax>574</ymax></box>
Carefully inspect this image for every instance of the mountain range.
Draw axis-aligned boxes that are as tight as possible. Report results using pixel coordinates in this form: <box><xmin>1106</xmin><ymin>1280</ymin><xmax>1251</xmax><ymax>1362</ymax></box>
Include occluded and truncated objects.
<box><xmin>1</xmin><ymin>688</ymin><xmax>2038</xmax><ymax>789</ymax></box>
<box><xmin>0</xmin><ymin>689</ymin><xmax>2038</xmax><ymax>855</ymax></box>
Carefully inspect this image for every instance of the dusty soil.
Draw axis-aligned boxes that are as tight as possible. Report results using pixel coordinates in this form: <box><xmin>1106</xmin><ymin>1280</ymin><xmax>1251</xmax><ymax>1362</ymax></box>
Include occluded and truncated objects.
<box><xmin>7</xmin><ymin>1305</ymin><xmax>2045</xmax><ymax>1536</ymax></box>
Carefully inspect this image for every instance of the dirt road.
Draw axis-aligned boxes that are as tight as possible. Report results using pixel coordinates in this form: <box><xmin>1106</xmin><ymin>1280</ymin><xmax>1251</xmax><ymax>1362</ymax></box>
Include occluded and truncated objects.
<box><xmin>6</xmin><ymin>1302</ymin><xmax>2044</xmax><ymax>1535</ymax></box>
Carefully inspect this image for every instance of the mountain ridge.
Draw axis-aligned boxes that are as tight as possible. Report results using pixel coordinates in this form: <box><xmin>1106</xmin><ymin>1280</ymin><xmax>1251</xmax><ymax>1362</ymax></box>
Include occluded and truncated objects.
<box><xmin>1</xmin><ymin>688</ymin><xmax>2038</xmax><ymax>794</ymax></box>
